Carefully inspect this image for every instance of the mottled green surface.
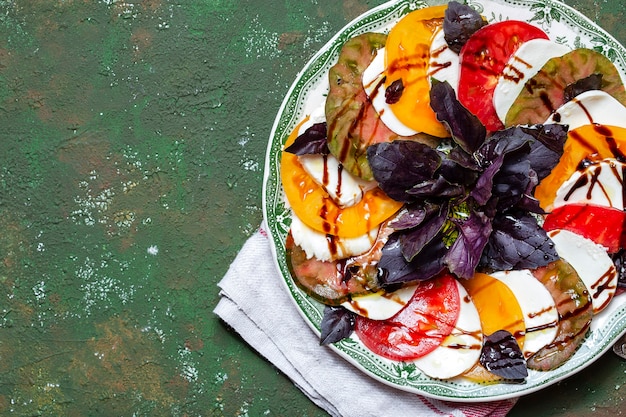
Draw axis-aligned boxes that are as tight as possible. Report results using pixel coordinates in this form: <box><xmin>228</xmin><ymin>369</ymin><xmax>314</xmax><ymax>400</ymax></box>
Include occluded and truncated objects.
<box><xmin>0</xmin><ymin>0</ymin><xmax>624</xmax><ymax>416</ymax></box>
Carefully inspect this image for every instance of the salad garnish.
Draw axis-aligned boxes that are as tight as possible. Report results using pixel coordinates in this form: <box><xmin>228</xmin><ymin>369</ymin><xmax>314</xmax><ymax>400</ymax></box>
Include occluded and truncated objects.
<box><xmin>443</xmin><ymin>1</ymin><xmax>486</xmax><ymax>54</ymax></box>
<box><xmin>480</xmin><ymin>330</ymin><xmax>528</xmax><ymax>381</ymax></box>
<box><xmin>368</xmin><ymin>80</ymin><xmax>563</xmax><ymax>281</ymax></box>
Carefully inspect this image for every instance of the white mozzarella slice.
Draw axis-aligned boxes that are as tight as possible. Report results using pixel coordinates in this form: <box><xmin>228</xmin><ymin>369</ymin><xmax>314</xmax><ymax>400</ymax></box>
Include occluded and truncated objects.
<box><xmin>293</xmin><ymin>105</ymin><xmax>377</xmax><ymax>209</ymax></box>
<box><xmin>298</xmin><ymin>153</ymin><xmax>377</xmax><ymax>208</ymax></box>
<box><xmin>548</xmin><ymin>229</ymin><xmax>618</xmax><ymax>314</ymax></box>
<box><xmin>494</xmin><ymin>39</ymin><xmax>569</xmax><ymax>123</ymax></box>
<box><xmin>490</xmin><ymin>270</ymin><xmax>559</xmax><ymax>358</ymax></box>
<box><xmin>341</xmin><ymin>284</ymin><xmax>418</xmax><ymax>320</ymax></box>
<box><xmin>545</xmin><ymin>90</ymin><xmax>626</xmax><ymax>130</ymax></box>
<box><xmin>412</xmin><ymin>281</ymin><xmax>483</xmax><ymax>379</ymax></box>
<box><xmin>362</xmin><ymin>48</ymin><xmax>419</xmax><ymax>137</ymax></box>
<box><xmin>428</xmin><ymin>28</ymin><xmax>460</xmax><ymax>92</ymax></box>
<box><xmin>553</xmin><ymin>159</ymin><xmax>626</xmax><ymax>210</ymax></box>
<box><xmin>289</xmin><ymin>213</ymin><xmax>377</xmax><ymax>262</ymax></box>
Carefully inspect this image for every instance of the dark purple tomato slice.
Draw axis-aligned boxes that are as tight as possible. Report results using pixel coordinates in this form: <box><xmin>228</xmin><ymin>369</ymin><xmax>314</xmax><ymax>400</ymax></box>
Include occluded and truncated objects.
<box><xmin>529</xmin><ymin>260</ymin><xmax>593</xmax><ymax>371</ymax></box>
<box><xmin>285</xmin><ymin>233</ymin><xmax>381</xmax><ymax>306</ymax></box>
<box><xmin>505</xmin><ymin>48</ymin><xmax>626</xmax><ymax>126</ymax></box>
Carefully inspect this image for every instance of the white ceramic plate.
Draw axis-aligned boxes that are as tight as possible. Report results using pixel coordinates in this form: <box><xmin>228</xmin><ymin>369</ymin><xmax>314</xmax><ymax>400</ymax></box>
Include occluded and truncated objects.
<box><xmin>262</xmin><ymin>0</ymin><xmax>626</xmax><ymax>401</ymax></box>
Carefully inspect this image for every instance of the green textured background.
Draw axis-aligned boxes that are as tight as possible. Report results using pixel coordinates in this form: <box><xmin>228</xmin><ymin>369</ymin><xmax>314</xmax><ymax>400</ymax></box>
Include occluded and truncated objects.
<box><xmin>0</xmin><ymin>0</ymin><xmax>624</xmax><ymax>416</ymax></box>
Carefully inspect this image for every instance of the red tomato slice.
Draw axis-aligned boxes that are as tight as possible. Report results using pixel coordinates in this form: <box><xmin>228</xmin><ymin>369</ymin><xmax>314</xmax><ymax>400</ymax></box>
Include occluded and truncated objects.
<box><xmin>458</xmin><ymin>21</ymin><xmax>548</xmax><ymax>131</ymax></box>
<box><xmin>354</xmin><ymin>274</ymin><xmax>460</xmax><ymax>361</ymax></box>
<box><xmin>543</xmin><ymin>204</ymin><xmax>626</xmax><ymax>253</ymax></box>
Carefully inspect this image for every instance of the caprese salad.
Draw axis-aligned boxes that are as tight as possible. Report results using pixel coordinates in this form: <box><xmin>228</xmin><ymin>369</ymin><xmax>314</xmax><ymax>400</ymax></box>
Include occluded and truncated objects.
<box><xmin>279</xmin><ymin>1</ymin><xmax>626</xmax><ymax>382</ymax></box>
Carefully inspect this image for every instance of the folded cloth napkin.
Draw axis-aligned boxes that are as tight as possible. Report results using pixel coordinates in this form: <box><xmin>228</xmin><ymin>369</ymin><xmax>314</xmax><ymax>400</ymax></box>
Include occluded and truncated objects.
<box><xmin>214</xmin><ymin>223</ymin><xmax>517</xmax><ymax>417</ymax></box>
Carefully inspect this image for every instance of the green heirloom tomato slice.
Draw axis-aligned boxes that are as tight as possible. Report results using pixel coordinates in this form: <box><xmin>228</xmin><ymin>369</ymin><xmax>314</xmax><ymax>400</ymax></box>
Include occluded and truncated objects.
<box><xmin>325</xmin><ymin>32</ymin><xmax>398</xmax><ymax>181</ymax></box>
<box><xmin>285</xmin><ymin>233</ymin><xmax>381</xmax><ymax>306</ymax></box>
<box><xmin>528</xmin><ymin>260</ymin><xmax>593</xmax><ymax>371</ymax></box>
<box><xmin>505</xmin><ymin>48</ymin><xmax>626</xmax><ymax>126</ymax></box>
<box><xmin>354</xmin><ymin>273</ymin><xmax>460</xmax><ymax>361</ymax></box>
<box><xmin>458</xmin><ymin>20</ymin><xmax>549</xmax><ymax>131</ymax></box>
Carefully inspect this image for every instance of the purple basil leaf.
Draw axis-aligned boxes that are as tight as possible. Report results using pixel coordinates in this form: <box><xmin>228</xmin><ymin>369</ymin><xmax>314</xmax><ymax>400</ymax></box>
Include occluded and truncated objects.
<box><xmin>405</xmin><ymin>234</ymin><xmax>448</xmax><ymax>281</ymax></box>
<box><xmin>515</xmin><ymin>194</ymin><xmax>546</xmax><ymax>215</ymax></box>
<box><xmin>521</xmin><ymin>124</ymin><xmax>568</xmax><ymax>154</ymax></box>
<box><xmin>320</xmin><ymin>305</ymin><xmax>355</xmax><ymax>345</ymax></box>
<box><xmin>389</xmin><ymin>202</ymin><xmax>441</xmax><ymax>230</ymax></box>
<box><xmin>480</xmin><ymin>211</ymin><xmax>559</xmax><ymax>271</ymax></box>
<box><xmin>367</xmin><ymin>140</ymin><xmax>442</xmax><ymax>202</ymax></box>
<box><xmin>378</xmin><ymin>233</ymin><xmax>447</xmax><ymax>285</ymax></box>
<box><xmin>386</xmin><ymin>79</ymin><xmax>404</xmax><ymax>104</ymax></box>
<box><xmin>476</xmin><ymin>127</ymin><xmax>543</xmax><ymax>211</ymax></box>
<box><xmin>476</xmin><ymin>127</ymin><xmax>534</xmax><ymax>166</ymax></box>
<box><xmin>430</xmin><ymin>79</ymin><xmax>486</xmax><ymax>154</ymax></box>
<box><xmin>480</xmin><ymin>330</ymin><xmax>528</xmax><ymax>380</ymax></box>
<box><xmin>471</xmin><ymin>152</ymin><xmax>505</xmax><ymax>206</ymax></box>
<box><xmin>400</xmin><ymin>204</ymin><xmax>448</xmax><ymax>262</ymax></box>
<box><xmin>445</xmin><ymin>209</ymin><xmax>493</xmax><ymax>279</ymax></box>
<box><xmin>448</xmin><ymin>146</ymin><xmax>482</xmax><ymax>171</ymax></box>
<box><xmin>564</xmin><ymin>73</ymin><xmax>603</xmax><ymax>102</ymax></box>
<box><xmin>407</xmin><ymin>158</ymin><xmax>475</xmax><ymax>199</ymax></box>
<box><xmin>407</xmin><ymin>176</ymin><xmax>466</xmax><ymax>198</ymax></box>
<box><xmin>492</xmin><ymin>159</ymin><xmax>535</xmax><ymax>211</ymax></box>
<box><xmin>611</xmin><ymin>250</ymin><xmax>626</xmax><ymax>289</ymax></box>
<box><xmin>520</xmin><ymin>124</ymin><xmax>568</xmax><ymax>181</ymax></box>
<box><xmin>284</xmin><ymin>122</ymin><xmax>329</xmax><ymax>155</ymax></box>
<box><xmin>443</xmin><ymin>1</ymin><xmax>487</xmax><ymax>54</ymax></box>
<box><xmin>472</xmin><ymin>127</ymin><xmax>532</xmax><ymax>206</ymax></box>
<box><xmin>439</xmin><ymin>157</ymin><xmax>480</xmax><ymax>185</ymax></box>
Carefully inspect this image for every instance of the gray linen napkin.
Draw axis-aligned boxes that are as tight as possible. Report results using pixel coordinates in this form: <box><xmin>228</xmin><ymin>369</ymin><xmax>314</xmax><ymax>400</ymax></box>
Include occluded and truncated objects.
<box><xmin>214</xmin><ymin>224</ymin><xmax>517</xmax><ymax>417</ymax></box>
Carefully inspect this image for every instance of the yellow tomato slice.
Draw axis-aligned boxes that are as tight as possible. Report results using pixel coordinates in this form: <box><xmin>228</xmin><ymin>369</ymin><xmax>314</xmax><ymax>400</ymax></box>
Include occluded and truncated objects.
<box><xmin>535</xmin><ymin>124</ymin><xmax>626</xmax><ymax>210</ymax></box>
<box><xmin>461</xmin><ymin>272</ymin><xmax>525</xmax><ymax>347</ymax></box>
<box><xmin>461</xmin><ymin>272</ymin><xmax>526</xmax><ymax>382</ymax></box>
<box><xmin>280</xmin><ymin>119</ymin><xmax>403</xmax><ymax>238</ymax></box>
<box><xmin>385</xmin><ymin>5</ymin><xmax>448</xmax><ymax>138</ymax></box>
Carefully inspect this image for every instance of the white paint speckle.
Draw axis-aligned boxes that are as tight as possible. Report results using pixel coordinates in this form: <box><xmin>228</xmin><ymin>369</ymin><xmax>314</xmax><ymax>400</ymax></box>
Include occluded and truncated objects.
<box><xmin>33</xmin><ymin>281</ymin><xmax>46</xmax><ymax>301</ymax></box>
<box><xmin>243</xmin><ymin>16</ymin><xmax>280</xmax><ymax>59</ymax></box>
<box><xmin>238</xmin><ymin>401</ymin><xmax>250</xmax><ymax>417</ymax></box>
<box><xmin>178</xmin><ymin>347</ymin><xmax>199</xmax><ymax>383</ymax></box>
<box><xmin>214</xmin><ymin>372</ymin><xmax>228</xmax><ymax>384</ymax></box>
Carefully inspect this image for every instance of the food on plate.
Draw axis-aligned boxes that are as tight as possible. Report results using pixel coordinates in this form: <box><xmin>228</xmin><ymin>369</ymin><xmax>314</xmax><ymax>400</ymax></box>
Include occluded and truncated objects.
<box><xmin>280</xmin><ymin>117</ymin><xmax>403</xmax><ymax>238</ymax></box>
<box><xmin>457</xmin><ymin>20</ymin><xmax>549</xmax><ymax>131</ymax></box>
<box><xmin>285</xmin><ymin>220</ymin><xmax>395</xmax><ymax>306</ymax></box>
<box><xmin>410</xmin><ymin>280</ymin><xmax>483</xmax><ymax>379</ymax></box>
<box><xmin>534</xmin><ymin>124</ymin><xmax>626</xmax><ymax>210</ymax></box>
<box><xmin>551</xmin><ymin>159</ymin><xmax>626</xmax><ymax>211</ymax></box>
<box><xmin>504</xmin><ymin>48</ymin><xmax>626</xmax><ymax>127</ymax></box>
<box><xmin>460</xmin><ymin>273</ymin><xmax>525</xmax><ymax>349</ymax></box>
<box><xmin>548</xmin><ymin>229</ymin><xmax>618</xmax><ymax>314</ymax></box>
<box><xmin>544</xmin><ymin>90</ymin><xmax>626</xmax><ymax>130</ymax></box>
<box><xmin>277</xmin><ymin>0</ymin><xmax>626</xmax><ymax>385</ymax></box>
<box><xmin>543</xmin><ymin>204</ymin><xmax>626</xmax><ymax>253</ymax></box>
<box><xmin>354</xmin><ymin>273</ymin><xmax>460</xmax><ymax>361</ymax></box>
<box><xmin>325</xmin><ymin>32</ymin><xmax>393</xmax><ymax>181</ymax></box>
<box><xmin>490</xmin><ymin>269</ymin><xmax>559</xmax><ymax>358</ymax></box>
<box><xmin>459</xmin><ymin>272</ymin><xmax>526</xmax><ymax>382</ymax></box>
<box><xmin>493</xmin><ymin>39</ymin><xmax>570</xmax><ymax>123</ymax></box>
<box><xmin>383</xmin><ymin>5</ymin><xmax>448</xmax><ymax>138</ymax></box>
<box><xmin>528</xmin><ymin>260</ymin><xmax>593</xmax><ymax>371</ymax></box>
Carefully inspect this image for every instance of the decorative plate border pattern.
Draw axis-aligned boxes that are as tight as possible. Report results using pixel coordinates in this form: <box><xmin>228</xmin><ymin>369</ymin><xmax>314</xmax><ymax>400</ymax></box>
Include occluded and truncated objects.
<box><xmin>263</xmin><ymin>0</ymin><xmax>626</xmax><ymax>401</ymax></box>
